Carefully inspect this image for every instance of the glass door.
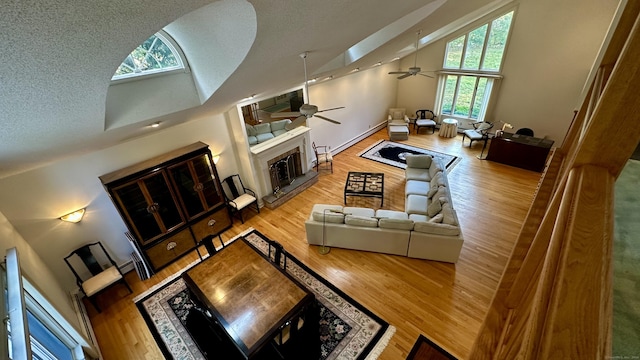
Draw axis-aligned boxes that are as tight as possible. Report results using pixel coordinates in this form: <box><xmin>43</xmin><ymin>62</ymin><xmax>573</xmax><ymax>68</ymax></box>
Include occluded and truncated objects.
<box><xmin>169</xmin><ymin>154</ymin><xmax>223</xmax><ymax>220</ymax></box>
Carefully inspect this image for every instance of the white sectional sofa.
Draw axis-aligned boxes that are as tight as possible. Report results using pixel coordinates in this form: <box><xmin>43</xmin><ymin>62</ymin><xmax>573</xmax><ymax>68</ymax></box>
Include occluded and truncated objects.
<box><xmin>304</xmin><ymin>155</ymin><xmax>463</xmax><ymax>263</ymax></box>
<box><xmin>246</xmin><ymin>119</ymin><xmax>292</xmax><ymax>145</ymax></box>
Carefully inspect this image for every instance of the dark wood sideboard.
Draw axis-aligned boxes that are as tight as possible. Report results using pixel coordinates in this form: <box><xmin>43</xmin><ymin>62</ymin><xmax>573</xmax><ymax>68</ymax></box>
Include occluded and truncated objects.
<box><xmin>486</xmin><ymin>132</ymin><xmax>554</xmax><ymax>172</ymax></box>
<box><xmin>99</xmin><ymin>142</ymin><xmax>232</xmax><ymax>273</ymax></box>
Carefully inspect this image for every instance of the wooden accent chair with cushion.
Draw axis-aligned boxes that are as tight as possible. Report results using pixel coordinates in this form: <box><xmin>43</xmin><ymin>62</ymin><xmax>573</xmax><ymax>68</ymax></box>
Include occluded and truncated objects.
<box><xmin>462</xmin><ymin>121</ymin><xmax>493</xmax><ymax>147</ymax></box>
<box><xmin>312</xmin><ymin>142</ymin><xmax>333</xmax><ymax>173</ymax></box>
<box><xmin>221</xmin><ymin>174</ymin><xmax>260</xmax><ymax>223</ymax></box>
<box><xmin>414</xmin><ymin>109</ymin><xmax>437</xmax><ymax>134</ymax></box>
<box><xmin>64</xmin><ymin>241</ymin><xmax>132</xmax><ymax>312</ymax></box>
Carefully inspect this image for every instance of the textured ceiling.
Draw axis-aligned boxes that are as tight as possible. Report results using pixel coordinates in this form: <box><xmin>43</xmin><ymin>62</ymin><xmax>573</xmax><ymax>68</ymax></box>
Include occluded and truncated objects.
<box><xmin>0</xmin><ymin>0</ymin><xmax>503</xmax><ymax>178</ymax></box>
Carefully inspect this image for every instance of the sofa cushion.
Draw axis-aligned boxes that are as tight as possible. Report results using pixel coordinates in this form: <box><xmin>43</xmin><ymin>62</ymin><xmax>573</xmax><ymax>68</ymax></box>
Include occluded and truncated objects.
<box><xmin>311</xmin><ymin>204</ymin><xmax>345</xmax><ymax>223</ymax></box>
<box><xmin>375</xmin><ymin>209</ymin><xmax>408</xmax><ymax>220</ymax></box>
<box><xmin>405</xmin><ymin>180</ymin><xmax>430</xmax><ymax>196</ymax></box>
<box><xmin>441</xmin><ymin>203</ymin><xmax>458</xmax><ymax>226</ymax></box>
<box><xmin>247</xmin><ymin>135</ymin><xmax>258</xmax><ymax>145</ymax></box>
<box><xmin>432</xmin><ymin>186</ymin><xmax>449</xmax><ymax>203</ymax></box>
<box><xmin>270</xmin><ymin>119</ymin><xmax>291</xmax><ymax>131</ymax></box>
<box><xmin>429</xmin><ymin>214</ymin><xmax>444</xmax><ymax>223</ymax></box>
<box><xmin>254</xmin><ymin>123</ymin><xmax>272</xmax><ymax>134</ymax></box>
<box><xmin>405</xmin><ymin>155</ymin><xmax>432</xmax><ymax>169</ymax></box>
<box><xmin>409</xmin><ymin>214</ymin><xmax>428</xmax><ymax>222</ymax></box>
<box><xmin>405</xmin><ymin>167</ymin><xmax>430</xmax><ymax>182</ymax></box>
<box><xmin>429</xmin><ymin>160</ymin><xmax>444</xmax><ymax>179</ymax></box>
<box><xmin>427</xmin><ymin>198</ymin><xmax>442</xmax><ymax>217</ymax></box>
<box><xmin>406</xmin><ymin>194</ymin><xmax>429</xmax><ymax>215</ymax></box>
<box><xmin>246</xmin><ymin>124</ymin><xmax>257</xmax><ymax>136</ymax></box>
<box><xmin>344</xmin><ymin>215</ymin><xmax>378</xmax><ymax>228</ymax></box>
<box><xmin>256</xmin><ymin>132</ymin><xmax>275</xmax><ymax>142</ymax></box>
<box><xmin>379</xmin><ymin>218</ymin><xmax>414</xmax><ymax>230</ymax></box>
<box><xmin>431</xmin><ymin>172</ymin><xmax>446</xmax><ymax>187</ymax></box>
<box><xmin>343</xmin><ymin>207</ymin><xmax>375</xmax><ymax>217</ymax></box>
<box><xmin>413</xmin><ymin>221</ymin><xmax>460</xmax><ymax>236</ymax></box>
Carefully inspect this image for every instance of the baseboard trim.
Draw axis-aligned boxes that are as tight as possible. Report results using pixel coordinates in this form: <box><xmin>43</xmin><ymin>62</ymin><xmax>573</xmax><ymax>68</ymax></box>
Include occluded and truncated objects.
<box><xmin>70</xmin><ymin>290</ymin><xmax>102</xmax><ymax>359</ymax></box>
<box><xmin>332</xmin><ymin>121</ymin><xmax>387</xmax><ymax>155</ymax></box>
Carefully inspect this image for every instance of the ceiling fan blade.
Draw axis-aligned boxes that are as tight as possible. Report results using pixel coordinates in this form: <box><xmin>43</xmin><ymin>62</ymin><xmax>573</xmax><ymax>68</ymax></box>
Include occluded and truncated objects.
<box><xmin>314</xmin><ymin>114</ymin><xmax>341</xmax><ymax>125</ymax></box>
<box><xmin>388</xmin><ymin>71</ymin><xmax>408</xmax><ymax>75</ymax></box>
<box><xmin>271</xmin><ymin>111</ymin><xmax>301</xmax><ymax>118</ymax></box>
<box><xmin>284</xmin><ymin>115</ymin><xmax>308</xmax><ymax>130</ymax></box>
<box><xmin>397</xmin><ymin>73</ymin><xmax>412</xmax><ymax>79</ymax></box>
<box><xmin>418</xmin><ymin>73</ymin><xmax>434</xmax><ymax>78</ymax></box>
<box><xmin>317</xmin><ymin>106</ymin><xmax>345</xmax><ymax>113</ymax></box>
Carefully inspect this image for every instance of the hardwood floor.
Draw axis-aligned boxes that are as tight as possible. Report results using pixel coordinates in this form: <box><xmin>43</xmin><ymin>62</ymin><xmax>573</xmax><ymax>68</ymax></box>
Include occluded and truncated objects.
<box><xmin>86</xmin><ymin>128</ymin><xmax>542</xmax><ymax>359</ymax></box>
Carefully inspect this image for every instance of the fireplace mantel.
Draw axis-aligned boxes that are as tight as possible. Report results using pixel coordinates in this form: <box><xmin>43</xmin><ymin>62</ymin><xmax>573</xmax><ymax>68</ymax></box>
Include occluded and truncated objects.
<box><xmin>250</xmin><ymin>126</ymin><xmax>312</xmax><ymax>199</ymax></box>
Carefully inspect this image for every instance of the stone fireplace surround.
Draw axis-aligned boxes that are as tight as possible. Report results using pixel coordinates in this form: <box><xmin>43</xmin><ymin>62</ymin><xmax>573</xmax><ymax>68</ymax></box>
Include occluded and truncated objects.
<box><xmin>249</xmin><ymin>126</ymin><xmax>318</xmax><ymax>208</ymax></box>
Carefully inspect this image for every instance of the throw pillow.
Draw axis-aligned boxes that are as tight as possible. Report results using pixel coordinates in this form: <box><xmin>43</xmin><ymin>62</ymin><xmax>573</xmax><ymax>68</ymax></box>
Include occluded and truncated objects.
<box><xmin>246</xmin><ymin>124</ymin><xmax>257</xmax><ymax>136</ymax></box>
<box><xmin>431</xmin><ymin>172</ymin><xmax>446</xmax><ymax>187</ymax></box>
<box><xmin>406</xmin><ymin>155</ymin><xmax>432</xmax><ymax>169</ymax></box>
<box><xmin>429</xmin><ymin>160</ymin><xmax>444</xmax><ymax>179</ymax></box>
<box><xmin>428</xmin><ymin>213</ymin><xmax>444</xmax><ymax>223</ymax></box>
<box><xmin>427</xmin><ymin>199</ymin><xmax>442</xmax><ymax>217</ymax></box>
<box><xmin>441</xmin><ymin>203</ymin><xmax>458</xmax><ymax>225</ymax></box>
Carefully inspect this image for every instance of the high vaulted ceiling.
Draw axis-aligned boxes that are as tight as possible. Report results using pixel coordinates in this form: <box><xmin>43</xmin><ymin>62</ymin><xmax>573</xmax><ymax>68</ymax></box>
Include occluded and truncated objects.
<box><xmin>0</xmin><ymin>0</ymin><xmax>508</xmax><ymax>179</ymax></box>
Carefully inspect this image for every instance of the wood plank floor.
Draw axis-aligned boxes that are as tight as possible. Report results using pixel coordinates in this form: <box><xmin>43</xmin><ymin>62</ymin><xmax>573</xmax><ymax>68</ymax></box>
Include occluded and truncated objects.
<box><xmin>86</xmin><ymin>127</ymin><xmax>542</xmax><ymax>359</ymax></box>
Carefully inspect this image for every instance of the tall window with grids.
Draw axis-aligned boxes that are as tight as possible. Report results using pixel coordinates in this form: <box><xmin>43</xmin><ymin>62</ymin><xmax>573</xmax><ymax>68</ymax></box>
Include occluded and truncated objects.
<box><xmin>439</xmin><ymin>11</ymin><xmax>514</xmax><ymax>121</ymax></box>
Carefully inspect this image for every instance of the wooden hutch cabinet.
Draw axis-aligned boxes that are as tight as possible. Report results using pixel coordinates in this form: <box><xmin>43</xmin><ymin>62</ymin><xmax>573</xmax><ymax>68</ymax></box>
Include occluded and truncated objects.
<box><xmin>100</xmin><ymin>142</ymin><xmax>232</xmax><ymax>272</ymax></box>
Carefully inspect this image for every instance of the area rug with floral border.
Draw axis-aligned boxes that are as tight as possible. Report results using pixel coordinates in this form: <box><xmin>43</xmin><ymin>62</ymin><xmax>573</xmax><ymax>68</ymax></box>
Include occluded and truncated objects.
<box><xmin>358</xmin><ymin>140</ymin><xmax>461</xmax><ymax>171</ymax></box>
<box><xmin>134</xmin><ymin>228</ymin><xmax>396</xmax><ymax>360</ymax></box>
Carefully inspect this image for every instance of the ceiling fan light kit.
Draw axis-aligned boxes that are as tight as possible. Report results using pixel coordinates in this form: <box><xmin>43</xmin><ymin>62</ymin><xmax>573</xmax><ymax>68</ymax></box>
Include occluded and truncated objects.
<box><xmin>270</xmin><ymin>52</ymin><xmax>345</xmax><ymax>131</ymax></box>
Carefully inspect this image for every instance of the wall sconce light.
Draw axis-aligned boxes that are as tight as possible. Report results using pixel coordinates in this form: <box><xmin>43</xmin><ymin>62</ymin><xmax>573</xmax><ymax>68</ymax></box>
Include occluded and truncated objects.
<box><xmin>60</xmin><ymin>208</ymin><xmax>86</xmax><ymax>223</ymax></box>
<box><xmin>213</xmin><ymin>154</ymin><xmax>220</xmax><ymax>164</ymax></box>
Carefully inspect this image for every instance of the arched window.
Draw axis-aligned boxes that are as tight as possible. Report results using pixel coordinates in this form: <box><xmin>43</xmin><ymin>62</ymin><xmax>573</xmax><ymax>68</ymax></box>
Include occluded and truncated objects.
<box><xmin>112</xmin><ymin>31</ymin><xmax>187</xmax><ymax>81</ymax></box>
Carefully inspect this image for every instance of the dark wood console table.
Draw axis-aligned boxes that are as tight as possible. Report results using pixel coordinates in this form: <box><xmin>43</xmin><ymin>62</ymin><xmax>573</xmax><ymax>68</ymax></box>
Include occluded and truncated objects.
<box><xmin>486</xmin><ymin>132</ymin><xmax>554</xmax><ymax>172</ymax></box>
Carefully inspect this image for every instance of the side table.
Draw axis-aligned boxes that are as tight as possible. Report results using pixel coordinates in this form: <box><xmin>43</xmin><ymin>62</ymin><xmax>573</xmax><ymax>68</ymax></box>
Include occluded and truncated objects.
<box><xmin>439</xmin><ymin>118</ymin><xmax>458</xmax><ymax>138</ymax></box>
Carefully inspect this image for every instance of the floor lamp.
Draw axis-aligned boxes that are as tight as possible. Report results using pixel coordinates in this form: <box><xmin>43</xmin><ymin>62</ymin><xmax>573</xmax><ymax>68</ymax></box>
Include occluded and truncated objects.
<box><xmin>320</xmin><ymin>209</ymin><xmax>332</xmax><ymax>255</ymax></box>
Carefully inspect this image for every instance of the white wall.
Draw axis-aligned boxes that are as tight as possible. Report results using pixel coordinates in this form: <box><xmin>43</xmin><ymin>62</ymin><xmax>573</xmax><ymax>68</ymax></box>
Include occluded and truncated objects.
<box><xmin>0</xmin><ymin>211</ymin><xmax>80</xmax><ymax>332</ymax></box>
<box><xmin>308</xmin><ymin>62</ymin><xmax>399</xmax><ymax>150</ymax></box>
<box><xmin>0</xmin><ymin>113</ymin><xmax>238</xmax><ymax>293</ymax></box>
<box><xmin>396</xmin><ymin>0</ymin><xmax>619</xmax><ymax>143</ymax></box>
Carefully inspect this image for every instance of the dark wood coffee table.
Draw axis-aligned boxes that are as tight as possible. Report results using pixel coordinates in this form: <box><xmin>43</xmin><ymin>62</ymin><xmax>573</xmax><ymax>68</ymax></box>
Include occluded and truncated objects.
<box><xmin>344</xmin><ymin>171</ymin><xmax>384</xmax><ymax>206</ymax></box>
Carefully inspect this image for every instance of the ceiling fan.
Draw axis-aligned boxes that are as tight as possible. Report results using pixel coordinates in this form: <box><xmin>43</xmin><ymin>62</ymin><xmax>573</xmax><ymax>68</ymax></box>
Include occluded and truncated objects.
<box><xmin>388</xmin><ymin>30</ymin><xmax>434</xmax><ymax>80</ymax></box>
<box><xmin>271</xmin><ymin>52</ymin><xmax>344</xmax><ymax>130</ymax></box>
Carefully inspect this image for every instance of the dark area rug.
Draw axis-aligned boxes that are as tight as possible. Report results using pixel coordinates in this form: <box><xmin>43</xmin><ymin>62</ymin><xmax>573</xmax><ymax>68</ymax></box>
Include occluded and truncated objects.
<box><xmin>406</xmin><ymin>334</ymin><xmax>457</xmax><ymax>360</ymax></box>
<box><xmin>358</xmin><ymin>140</ymin><xmax>460</xmax><ymax>171</ymax></box>
<box><xmin>134</xmin><ymin>228</ymin><xmax>395</xmax><ymax>360</ymax></box>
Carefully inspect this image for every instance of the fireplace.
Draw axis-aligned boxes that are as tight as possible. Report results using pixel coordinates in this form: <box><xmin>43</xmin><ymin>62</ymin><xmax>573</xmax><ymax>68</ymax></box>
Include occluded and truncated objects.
<box><xmin>268</xmin><ymin>149</ymin><xmax>303</xmax><ymax>194</ymax></box>
<box><xmin>249</xmin><ymin>126</ymin><xmax>317</xmax><ymax>208</ymax></box>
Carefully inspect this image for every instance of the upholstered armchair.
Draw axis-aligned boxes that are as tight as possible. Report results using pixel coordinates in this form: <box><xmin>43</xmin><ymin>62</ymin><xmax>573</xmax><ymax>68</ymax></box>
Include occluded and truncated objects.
<box><xmin>387</xmin><ymin>108</ymin><xmax>410</xmax><ymax>141</ymax></box>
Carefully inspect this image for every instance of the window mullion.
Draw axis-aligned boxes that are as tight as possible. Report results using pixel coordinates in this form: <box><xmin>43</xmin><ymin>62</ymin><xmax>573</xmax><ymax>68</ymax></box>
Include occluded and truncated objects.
<box><xmin>479</xmin><ymin>22</ymin><xmax>492</xmax><ymax>69</ymax></box>
<box><xmin>451</xmin><ymin>75</ymin><xmax>462</xmax><ymax>116</ymax></box>
<box><xmin>459</xmin><ymin>35</ymin><xmax>468</xmax><ymax>70</ymax></box>
<box><xmin>468</xmin><ymin>77</ymin><xmax>480</xmax><ymax>118</ymax></box>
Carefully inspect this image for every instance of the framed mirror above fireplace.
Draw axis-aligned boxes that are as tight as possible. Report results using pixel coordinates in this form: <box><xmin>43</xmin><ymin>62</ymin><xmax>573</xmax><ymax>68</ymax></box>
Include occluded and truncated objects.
<box><xmin>239</xmin><ymin>88</ymin><xmax>304</xmax><ymax>147</ymax></box>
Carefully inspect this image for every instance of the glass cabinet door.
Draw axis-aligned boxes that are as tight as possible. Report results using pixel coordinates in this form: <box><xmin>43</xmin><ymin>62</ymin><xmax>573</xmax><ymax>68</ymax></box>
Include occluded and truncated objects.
<box><xmin>169</xmin><ymin>154</ymin><xmax>223</xmax><ymax>220</ymax></box>
<box><xmin>114</xmin><ymin>171</ymin><xmax>185</xmax><ymax>244</ymax></box>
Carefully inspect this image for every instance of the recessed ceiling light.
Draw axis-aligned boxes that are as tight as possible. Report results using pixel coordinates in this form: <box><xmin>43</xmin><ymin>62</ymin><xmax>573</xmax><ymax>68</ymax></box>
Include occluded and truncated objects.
<box><xmin>375</xmin><ymin>62</ymin><xmax>382</xmax><ymax>66</ymax></box>
<box><xmin>392</xmin><ymin>57</ymin><xmax>400</xmax><ymax>61</ymax></box>
<box><xmin>150</xmin><ymin>122</ymin><xmax>161</xmax><ymax>128</ymax></box>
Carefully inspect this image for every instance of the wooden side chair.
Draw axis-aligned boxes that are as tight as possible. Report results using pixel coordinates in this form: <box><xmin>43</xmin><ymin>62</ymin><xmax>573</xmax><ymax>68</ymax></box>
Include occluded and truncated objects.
<box><xmin>462</xmin><ymin>121</ymin><xmax>493</xmax><ymax>147</ymax></box>
<box><xmin>414</xmin><ymin>109</ymin><xmax>437</xmax><ymax>134</ymax></box>
<box><xmin>64</xmin><ymin>241</ymin><xmax>132</xmax><ymax>312</ymax></box>
<box><xmin>221</xmin><ymin>174</ymin><xmax>259</xmax><ymax>223</ymax></box>
<box><xmin>312</xmin><ymin>142</ymin><xmax>333</xmax><ymax>173</ymax></box>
